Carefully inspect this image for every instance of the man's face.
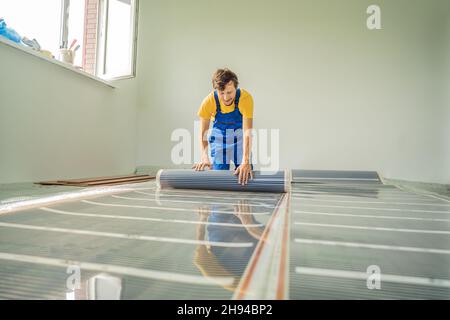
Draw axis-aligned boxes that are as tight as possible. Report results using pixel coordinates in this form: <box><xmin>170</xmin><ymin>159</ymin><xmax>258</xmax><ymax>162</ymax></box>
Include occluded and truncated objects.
<box><xmin>217</xmin><ymin>81</ymin><xmax>237</xmax><ymax>106</ymax></box>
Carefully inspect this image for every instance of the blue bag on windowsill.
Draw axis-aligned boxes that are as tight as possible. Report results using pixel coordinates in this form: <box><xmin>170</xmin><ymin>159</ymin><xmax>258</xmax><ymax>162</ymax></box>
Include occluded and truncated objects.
<box><xmin>0</xmin><ymin>18</ymin><xmax>22</xmax><ymax>43</ymax></box>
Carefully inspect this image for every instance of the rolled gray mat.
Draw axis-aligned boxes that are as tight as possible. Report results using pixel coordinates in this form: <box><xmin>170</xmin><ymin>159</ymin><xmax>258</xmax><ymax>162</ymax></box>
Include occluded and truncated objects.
<box><xmin>156</xmin><ymin>169</ymin><xmax>291</xmax><ymax>193</ymax></box>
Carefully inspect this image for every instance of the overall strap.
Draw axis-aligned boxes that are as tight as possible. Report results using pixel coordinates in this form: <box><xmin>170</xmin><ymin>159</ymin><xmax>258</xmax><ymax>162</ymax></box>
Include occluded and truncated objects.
<box><xmin>235</xmin><ymin>88</ymin><xmax>241</xmax><ymax>108</ymax></box>
<box><xmin>213</xmin><ymin>91</ymin><xmax>221</xmax><ymax>113</ymax></box>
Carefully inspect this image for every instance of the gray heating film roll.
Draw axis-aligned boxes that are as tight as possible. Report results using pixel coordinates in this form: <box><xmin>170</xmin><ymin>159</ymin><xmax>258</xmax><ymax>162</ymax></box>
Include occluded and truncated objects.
<box><xmin>157</xmin><ymin>169</ymin><xmax>291</xmax><ymax>193</ymax></box>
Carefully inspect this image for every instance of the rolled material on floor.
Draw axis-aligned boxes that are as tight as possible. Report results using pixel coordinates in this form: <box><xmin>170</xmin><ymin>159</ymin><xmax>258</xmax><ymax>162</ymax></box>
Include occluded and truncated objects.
<box><xmin>157</xmin><ymin>169</ymin><xmax>291</xmax><ymax>193</ymax></box>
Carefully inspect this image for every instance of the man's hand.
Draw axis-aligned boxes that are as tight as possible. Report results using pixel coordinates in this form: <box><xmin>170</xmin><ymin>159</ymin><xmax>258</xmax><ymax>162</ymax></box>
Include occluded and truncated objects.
<box><xmin>234</xmin><ymin>163</ymin><xmax>253</xmax><ymax>185</ymax></box>
<box><xmin>233</xmin><ymin>201</ymin><xmax>252</xmax><ymax>223</ymax></box>
<box><xmin>192</xmin><ymin>157</ymin><xmax>212</xmax><ymax>171</ymax></box>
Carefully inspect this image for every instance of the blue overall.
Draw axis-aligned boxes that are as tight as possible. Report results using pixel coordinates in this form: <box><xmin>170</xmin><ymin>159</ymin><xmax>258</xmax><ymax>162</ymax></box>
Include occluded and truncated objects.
<box><xmin>209</xmin><ymin>89</ymin><xmax>247</xmax><ymax>170</ymax></box>
<box><xmin>208</xmin><ymin>211</ymin><xmax>259</xmax><ymax>276</ymax></box>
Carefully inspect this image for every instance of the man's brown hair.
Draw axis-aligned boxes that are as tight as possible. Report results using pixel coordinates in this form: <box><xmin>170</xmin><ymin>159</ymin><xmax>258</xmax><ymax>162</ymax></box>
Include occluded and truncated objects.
<box><xmin>212</xmin><ymin>68</ymin><xmax>239</xmax><ymax>91</ymax></box>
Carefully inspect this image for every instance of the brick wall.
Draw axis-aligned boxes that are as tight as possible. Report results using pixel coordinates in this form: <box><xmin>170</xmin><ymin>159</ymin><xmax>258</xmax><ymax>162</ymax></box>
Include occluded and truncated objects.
<box><xmin>82</xmin><ymin>0</ymin><xmax>98</xmax><ymax>75</ymax></box>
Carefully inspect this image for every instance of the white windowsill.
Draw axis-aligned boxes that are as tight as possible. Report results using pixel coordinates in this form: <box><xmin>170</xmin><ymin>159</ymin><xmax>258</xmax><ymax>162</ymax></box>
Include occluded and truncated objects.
<box><xmin>0</xmin><ymin>36</ymin><xmax>116</xmax><ymax>89</ymax></box>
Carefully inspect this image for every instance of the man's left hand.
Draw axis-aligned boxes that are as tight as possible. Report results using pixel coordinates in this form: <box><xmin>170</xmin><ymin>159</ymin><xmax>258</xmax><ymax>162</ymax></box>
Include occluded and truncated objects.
<box><xmin>234</xmin><ymin>163</ymin><xmax>254</xmax><ymax>186</ymax></box>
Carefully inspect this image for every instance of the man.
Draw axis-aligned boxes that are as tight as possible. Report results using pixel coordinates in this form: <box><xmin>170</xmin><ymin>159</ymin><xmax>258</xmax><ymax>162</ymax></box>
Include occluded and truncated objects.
<box><xmin>193</xmin><ymin>68</ymin><xmax>254</xmax><ymax>185</ymax></box>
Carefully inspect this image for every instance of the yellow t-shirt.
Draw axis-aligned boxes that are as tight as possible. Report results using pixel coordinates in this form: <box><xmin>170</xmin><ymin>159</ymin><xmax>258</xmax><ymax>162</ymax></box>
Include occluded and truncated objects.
<box><xmin>197</xmin><ymin>88</ymin><xmax>254</xmax><ymax>120</ymax></box>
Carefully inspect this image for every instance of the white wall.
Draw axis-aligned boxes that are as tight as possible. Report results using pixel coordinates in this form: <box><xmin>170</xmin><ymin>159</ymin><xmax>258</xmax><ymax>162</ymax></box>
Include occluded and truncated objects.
<box><xmin>0</xmin><ymin>43</ymin><xmax>138</xmax><ymax>183</ymax></box>
<box><xmin>445</xmin><ymin>15</ymin><xmax>450</xmax><ymax>183</ymax></box>
<box><xmin>136</xmin><ymin>0</ymin><xmax>449</xmax><ymax>183</ymax></box>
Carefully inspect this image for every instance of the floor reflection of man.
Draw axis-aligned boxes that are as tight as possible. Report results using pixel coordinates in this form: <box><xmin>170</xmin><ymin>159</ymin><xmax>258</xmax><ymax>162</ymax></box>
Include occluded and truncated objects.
<box><xmin>194</xmin><ymin>201</ymin><xmax>264</xmax><ymax>292</ymax></box>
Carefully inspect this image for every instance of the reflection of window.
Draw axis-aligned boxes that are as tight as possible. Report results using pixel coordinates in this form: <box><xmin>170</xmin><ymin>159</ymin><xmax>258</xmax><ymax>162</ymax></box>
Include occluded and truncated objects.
<box><xmin>88</xmin><ymin>274</ymin><xmax>122</xmax><ymax>300</ymax></box>
<box><xmin>0</xmin><ymin>0</ymin><xmax>138</xmax><ymax>80</ymax></box>
<box><xmin>97</xmin><ymin>0</ymin><xmax>138</xmax><ymax>80</ymax></box>
<box><xmin>65</xmin><ymin>273</ymin><xmax>122</xmax><ymax>300</ymax></box>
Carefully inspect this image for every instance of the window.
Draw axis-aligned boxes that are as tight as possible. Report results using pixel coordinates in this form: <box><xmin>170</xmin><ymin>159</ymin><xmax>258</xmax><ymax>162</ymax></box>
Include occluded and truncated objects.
<box><xmin>67</xmin><ymin>1</ymin><xmax>86</xmax><ymax>68</ymax></box>
<box><xmin>0</xmin><ymin>0</ymin><xmax>138</xmax><ymax>81</ymax></box>
<box><xmin>97</xmin><ymin>0</ymin><xmax>138</xmax><ymax>79</ymax></box>
<box><xmin>0</xmin><ymin>0</ymin><xmax>62</xmax><ymax>56</ymax></box>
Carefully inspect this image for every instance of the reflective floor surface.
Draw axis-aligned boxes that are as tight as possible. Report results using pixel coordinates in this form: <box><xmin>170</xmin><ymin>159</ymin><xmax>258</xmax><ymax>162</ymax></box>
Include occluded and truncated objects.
<box><xmin>0</xmin><ymin>170</ymin><xmax>449</xmax><ymax>299</ymax></box>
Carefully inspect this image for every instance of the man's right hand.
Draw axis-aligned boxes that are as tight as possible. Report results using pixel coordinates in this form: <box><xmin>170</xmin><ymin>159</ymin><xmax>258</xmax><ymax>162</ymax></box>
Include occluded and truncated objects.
<box><xmin>192</xmin><ymin>159</ymin><xmax>212</xmax><ymax>171</ymax></box>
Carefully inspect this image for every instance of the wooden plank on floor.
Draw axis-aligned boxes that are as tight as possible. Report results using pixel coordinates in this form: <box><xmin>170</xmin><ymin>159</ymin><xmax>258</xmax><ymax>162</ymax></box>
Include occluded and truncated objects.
<box><xmin>37</xmin><ymin>175</ymin><xmax>155</xmax><ymax>187</ymax></box>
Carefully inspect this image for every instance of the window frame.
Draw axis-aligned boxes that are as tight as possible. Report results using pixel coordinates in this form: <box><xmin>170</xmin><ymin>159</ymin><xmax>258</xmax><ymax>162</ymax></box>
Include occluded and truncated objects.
<box><xmin>60</xmin><ymin>0</ymin><xmax>70</xmax><ymax>50</ymax></box>
<box><xmin>0</xmin><ymin>0</ymin><xmax>138</xmax><ymax>86</ymax></box>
